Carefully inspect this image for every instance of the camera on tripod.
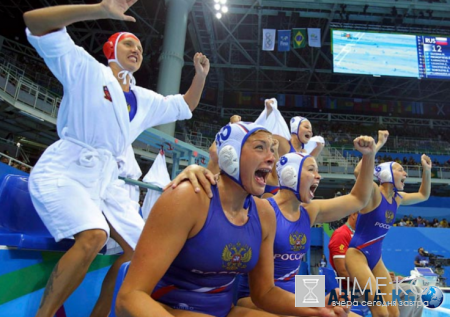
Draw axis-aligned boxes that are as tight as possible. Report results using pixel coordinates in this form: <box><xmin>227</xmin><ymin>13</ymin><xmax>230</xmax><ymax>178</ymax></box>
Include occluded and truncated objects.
<box><xmin>425</xmin><ymin>251</ymin><xmax>450</xmax><ymax>267</ymax></box>
<box><xmin>425</xmin><ymin>251</ymin><xmax>450</xmax><ymax>286</ymax></box>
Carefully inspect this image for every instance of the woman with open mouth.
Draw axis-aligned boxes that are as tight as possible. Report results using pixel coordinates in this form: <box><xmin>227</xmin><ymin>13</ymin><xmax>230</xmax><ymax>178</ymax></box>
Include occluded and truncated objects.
<box><xmin>237</xmin><ymin>136</ymin><xmax>377</xmax><ymax>315</ymax></box>
<box><xmin>346</xmin><ymin>130</ymin><xmax>432</xmax><ymax>317</ymax></box>
<box><xmin>255</xmin><ymin>98</ymin><xmax>326</xmax><ymax>198</ymax></box>
<box><xmin>117</xmin><ymin>122</ymin><xmax>355</xmax><ymax>317</ymax></box>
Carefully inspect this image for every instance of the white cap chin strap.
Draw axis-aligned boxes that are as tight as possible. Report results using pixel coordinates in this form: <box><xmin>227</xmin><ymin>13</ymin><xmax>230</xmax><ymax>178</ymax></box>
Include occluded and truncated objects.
<box><xmin>108</xmin><ymin>33</ymin><xmax>136</xmax><ymax>86</ymax></box>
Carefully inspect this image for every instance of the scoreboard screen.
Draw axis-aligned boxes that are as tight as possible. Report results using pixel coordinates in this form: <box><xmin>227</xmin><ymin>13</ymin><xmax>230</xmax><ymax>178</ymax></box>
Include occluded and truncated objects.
<box><xmin>332</xmin><ymin>30</ymin><xmax>450</xmax><ymax>80</ymax></box>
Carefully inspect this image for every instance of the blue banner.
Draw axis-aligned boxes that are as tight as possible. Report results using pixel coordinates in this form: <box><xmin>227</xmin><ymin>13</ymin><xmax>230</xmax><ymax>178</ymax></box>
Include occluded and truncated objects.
<box><xmin>278</xmin><ymin>30</ymin><xmax>291</xmax><ymax>52</ymax></box>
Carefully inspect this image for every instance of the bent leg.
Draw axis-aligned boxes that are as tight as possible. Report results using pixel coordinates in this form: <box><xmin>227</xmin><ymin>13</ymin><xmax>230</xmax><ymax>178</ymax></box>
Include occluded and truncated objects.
<box><xmin>35</xmin><ymin>229</ymin><xmax>107</xmax><ymax>317</ymax></box>
<box><xmin>346</xmin><ymin>248</ymin><xmax>389</xmax><ymax>317</ymax></box>
<box><xmin>372</xmin><ymin>259</ymin><xmax>399</xmax><ymax>317</ymax></box>
<box><xmin>91</xmin><ymin>223</ymin><xmax>134</xmax><ymax>317</ymax></box>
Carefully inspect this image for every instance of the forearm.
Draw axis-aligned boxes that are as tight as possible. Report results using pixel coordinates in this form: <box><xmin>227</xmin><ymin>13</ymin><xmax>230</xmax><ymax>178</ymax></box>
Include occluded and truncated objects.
<box><xmin>350</xmin><ymin>152</ymin><xmax>375</xmax><ymax>206</ymax></box>
<box><xmin>310</xmin><ymin>142</ymin><xmax>324</xmax><ymax>158</ymax></box>
<box><xmin>116</xmin><ymin>291</ymin><xmax>174</xmax><ymax>317</ymax></box>
<box><xmin>183</xmin><ymin>73</ymin><xmax>206</xmax><ymax>111</ymax></box>
<box><xmin>419</xmin><ymin>168</ymin><xmax>431</xmax><ymax>199</ymax></box>
<box><xmin>24</xmin><ymin>4</ymin><xmax>106</xmax><ymax>36</ymax></box>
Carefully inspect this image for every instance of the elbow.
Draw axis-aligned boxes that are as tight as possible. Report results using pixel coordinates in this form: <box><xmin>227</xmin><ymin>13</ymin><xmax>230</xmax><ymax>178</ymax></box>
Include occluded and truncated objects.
<box><xmin>23</xmin><ymin>11</ymin><xmax>45</xmax><ymax>36</ymax></box>
<box><xmin>115</xmin><ymin>291</ymin><xmax>131</xmax><ymax>317</ymax></box>
<box><xmin>250</xmin><ymin>293</ymin><xmax>266</xmax><ymax>311</ymax></box>
<box><xmin>23</xmin><ymin>11</ymin><xmax>33</xmax><ymax>30</ymax></box>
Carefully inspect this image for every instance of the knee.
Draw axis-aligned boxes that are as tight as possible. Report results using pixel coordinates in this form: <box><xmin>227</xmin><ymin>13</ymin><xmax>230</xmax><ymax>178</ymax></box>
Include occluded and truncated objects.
<box><xmin>74</xmin><ymin>229</ymin><xmax>107</xmax><ymax>257</ymax></box>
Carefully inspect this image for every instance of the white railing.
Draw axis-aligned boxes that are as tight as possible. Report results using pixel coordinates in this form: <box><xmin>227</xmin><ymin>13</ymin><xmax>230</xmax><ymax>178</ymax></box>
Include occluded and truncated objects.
<box><xmin>0</xmin><ymin>64</ymin><xmax>61</xmax><ymax>119</ymax></box>
<box><xmin>175</xmin><ymin>132</ymin><xmax>213</xmax><ymax>151</ymax></box>
<box><xmin>328</xmin><ymin>132</ymin><xmax>450</xmax><ymax>155</ymax></box>
<box><xmin>0</xmin><ymin>152</ymin><xmax>33</xmax><ymax>171</ymax></box>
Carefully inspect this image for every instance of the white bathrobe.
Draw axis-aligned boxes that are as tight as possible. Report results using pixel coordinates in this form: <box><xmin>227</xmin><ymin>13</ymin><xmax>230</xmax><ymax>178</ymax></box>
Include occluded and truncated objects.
<box><xmin>27</xmin><ymin>28</ymin><xmax>192</xmax><ymax>249</ymax></box>
<box><xmin>117</xmin><ymin>145</ymin><xmax>142</xmax><ymax>205</ymax></box>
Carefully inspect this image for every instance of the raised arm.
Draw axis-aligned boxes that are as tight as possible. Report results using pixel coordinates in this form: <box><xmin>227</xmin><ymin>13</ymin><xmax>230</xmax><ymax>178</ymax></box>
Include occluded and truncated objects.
<box><xmin>310</xmin><ymin>136</ymin><xmax>376</xmax><ymax>224</ymax></box>
<box><xmin>183</xmin><ymin>53</ymin><xmax>210</xmax><ymax>111</ymax></box>
<box><xmin>116</xmin><ymin>182</ymin><xmax>207</xmax><ymax>316</ymax></box>
<box><xmin>354</xmin><ymin>130</ymin><xmax>388</xmax><ymax>178</ymax></box>
<box><xmin>400</xmin><ymin>154</ymin><xmax>432</xmax><ymax>206</ymax></box>
<box><xmin>23</xmin><ymin>0</ymin><xmax>137</xmax><ymax>36</ymax></box>
<box><xmin>308</xmin><ymin>137</ymin><xmax>325</xmax><ymax>158</ymax></box>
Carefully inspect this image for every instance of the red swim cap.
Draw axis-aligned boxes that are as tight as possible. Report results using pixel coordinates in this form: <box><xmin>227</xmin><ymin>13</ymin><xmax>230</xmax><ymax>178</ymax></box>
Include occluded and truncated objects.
<box><xmin>103</xmin><ymin>32</ymin><xmax>140</xmax><ymax>60</ymax></box>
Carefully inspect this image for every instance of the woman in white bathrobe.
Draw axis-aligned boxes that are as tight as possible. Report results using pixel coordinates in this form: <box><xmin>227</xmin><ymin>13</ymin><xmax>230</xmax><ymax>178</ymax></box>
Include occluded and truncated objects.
<box><xmin>24</xmin><ymin>0</ymin><xmax>210</xmax><ymax>316</ymax></box>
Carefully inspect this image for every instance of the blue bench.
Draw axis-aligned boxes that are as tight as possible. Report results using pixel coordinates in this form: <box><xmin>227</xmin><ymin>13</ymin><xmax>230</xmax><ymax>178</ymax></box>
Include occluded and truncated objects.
<box><xmin>0</xmin><ymin>174</ymin><xmax>76</xmax><ymax>251</ymax></box>
<box><xmin>110</xmin><ymin>261</ymin><xmax>131</xmax><ymax>317</ymax></box>
<box><xmin>0</xmin><ymin>174</ymin><xmax>115</xmax><ymax>254</ymax></box>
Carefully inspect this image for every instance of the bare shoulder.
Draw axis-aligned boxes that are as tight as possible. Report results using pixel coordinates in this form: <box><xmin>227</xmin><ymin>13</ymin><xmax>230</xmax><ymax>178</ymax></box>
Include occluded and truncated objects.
<box><xmin>153</xmin><ymin>181</ymin><xmax>210</xmax><ymax>217</ymax></box>
<box><xmin>253</xmin><ymin>197</ymin><xmax>276</xmax><ymax>235</ymax></box>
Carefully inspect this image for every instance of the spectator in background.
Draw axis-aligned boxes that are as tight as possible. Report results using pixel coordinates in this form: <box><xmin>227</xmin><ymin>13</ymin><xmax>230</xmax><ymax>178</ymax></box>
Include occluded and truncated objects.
<box><xmin>414</xmin><ymin>247</ymin><xmax>430</xmax><ymax>267</ymax></box>
<box><xmin>320</xmin><ymin>254</ymin><xmax>328</xmax><ymax>268</ymax></box>
<box><xmin>417</xmin><ymin>217</ymin><xmax>425</xmax><ymax>227</ymax></box>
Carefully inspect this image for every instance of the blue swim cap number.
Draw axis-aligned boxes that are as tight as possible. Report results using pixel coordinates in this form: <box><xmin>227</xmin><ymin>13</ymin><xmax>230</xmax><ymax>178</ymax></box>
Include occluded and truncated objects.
<box><xmin>215</xmin><ymin>125</ymin><xmax>231</xmax><ymax>147</ymax></box>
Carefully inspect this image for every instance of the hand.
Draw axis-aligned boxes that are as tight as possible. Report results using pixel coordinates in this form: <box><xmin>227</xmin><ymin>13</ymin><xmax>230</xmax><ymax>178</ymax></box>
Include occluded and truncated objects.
<box><xmin>353</xmin><ymin>136</ymin><xmax>375</xmax><ymax>155</ymax></box>
<box><xmin>230</xmin><ymin>115</ymin><xmax>241</xmax><ymax>123</ymax></box>
<box><xmin>264</xmin><ymin>98</ymin><xmax>276</xmax><ymax>116</ymax></box>
<box><xmin>377</xmin><ymin>130</ymin><xmax>389</xmax><ymax>147</ymax></box>
<box><xmin>164</xmin><ymin>164</ymin><xmax>216</xmax><ymax>198</ymax></box>
<box><xmin>101</xmin><ymin>0</ymin><xmax>138</xmax><ymax>22</ymax></box>
<box><xmin>193</xmin><ymin>53</ymin><xmax>210</xmax><ymax>79</ymax></box>
<box><xmin>421</xmin><ymin>154</ymin><xmax>432</xmax><ymax>171</ymax></box>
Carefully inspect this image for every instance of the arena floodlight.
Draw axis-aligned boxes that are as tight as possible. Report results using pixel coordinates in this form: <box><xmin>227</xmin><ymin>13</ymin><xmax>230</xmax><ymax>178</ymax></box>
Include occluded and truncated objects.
<box><xmin>221</xmin><ymin>6</ymin><xmax>228</xmax><ymax>13</ymax></box>
<box><xmin>216</xmin><ymin>12</ymin><xmax>222</xmax><ymax>19</ymax></box>
<box><xmin>214</xmin><ymin>3</ymin><xmax>221</xmax><ymax>11</ymax></box>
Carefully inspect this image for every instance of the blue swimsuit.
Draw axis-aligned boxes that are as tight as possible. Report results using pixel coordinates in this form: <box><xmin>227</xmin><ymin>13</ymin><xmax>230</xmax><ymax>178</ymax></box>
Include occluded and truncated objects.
<box><xmin>152</xmin><ymin>185</ymin><xmax>262</xmax><ymax>317</ymax></box>
<box><xmin>348</xmin><ymin>194</ymin><xmax>398</xmax><ymax>270</ymax></box>
<box><xmin>238</xmin><ymin>198</ymin><xmax>311</xmax><ymax>298</ymax></box>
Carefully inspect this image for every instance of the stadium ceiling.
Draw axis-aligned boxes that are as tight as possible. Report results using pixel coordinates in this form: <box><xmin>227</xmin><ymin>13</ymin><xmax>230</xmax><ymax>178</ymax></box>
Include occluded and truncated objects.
<box><xmin>1</xmin><ymin>0</ymin><xmax>450</xmax><ymax>105</ymax></box>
